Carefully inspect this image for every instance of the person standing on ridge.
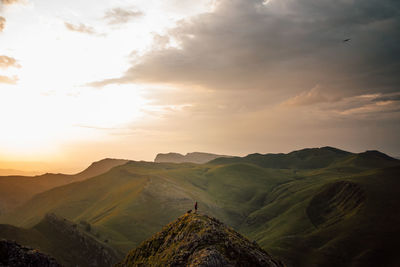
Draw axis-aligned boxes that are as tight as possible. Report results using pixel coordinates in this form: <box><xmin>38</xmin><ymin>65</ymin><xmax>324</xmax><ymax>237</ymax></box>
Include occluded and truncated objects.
<box><xmin>195</xmin><ymin>201</ymin><xmax>198</xmax><ymax>213</ymax></box>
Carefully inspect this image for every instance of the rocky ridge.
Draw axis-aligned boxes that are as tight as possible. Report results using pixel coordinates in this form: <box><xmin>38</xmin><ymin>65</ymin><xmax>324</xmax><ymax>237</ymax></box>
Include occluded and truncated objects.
<box><xmin>116</xmin><ymin>213</ymin><xmax>283</xmax><ymax>267</ymax></box>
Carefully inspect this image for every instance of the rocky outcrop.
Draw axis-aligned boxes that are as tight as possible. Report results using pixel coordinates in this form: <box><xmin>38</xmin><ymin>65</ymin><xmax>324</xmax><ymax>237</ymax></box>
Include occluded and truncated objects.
<box><xmin>116</xmin><ymin>213</ymin><xmax>283</xmax><ymax>267</ymax></box>
<box><xmin>0</xmin><ymin>239</ymin><xmax>61</xmax><ymax>267</ymax></box>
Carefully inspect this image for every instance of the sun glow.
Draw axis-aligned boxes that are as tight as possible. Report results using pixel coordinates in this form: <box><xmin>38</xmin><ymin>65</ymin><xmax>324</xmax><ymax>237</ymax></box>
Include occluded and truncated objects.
<box><xmin>0</xmin><ymin>0</ymin><xmax>212</xmax><ymax>164</ymax></box>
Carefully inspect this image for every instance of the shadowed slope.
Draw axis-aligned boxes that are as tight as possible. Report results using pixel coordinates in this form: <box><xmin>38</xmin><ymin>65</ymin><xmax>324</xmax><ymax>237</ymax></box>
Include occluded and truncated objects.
<box><xmin>0</xmin><ymin>213</ymin><xmax>121</xmax><ymax>267</ymax></box>
<box><xmin>0</xmin><ymin>240</ymin><xmax>61</xmax><ymax>267</ymax></box>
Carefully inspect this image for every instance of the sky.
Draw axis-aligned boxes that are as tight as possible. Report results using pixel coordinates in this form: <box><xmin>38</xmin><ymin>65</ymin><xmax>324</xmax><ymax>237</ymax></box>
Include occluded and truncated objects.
<box><xmin>0</xmin><ymin>0</ymin><xmax>399</xmax><ymax>173</ymax></box>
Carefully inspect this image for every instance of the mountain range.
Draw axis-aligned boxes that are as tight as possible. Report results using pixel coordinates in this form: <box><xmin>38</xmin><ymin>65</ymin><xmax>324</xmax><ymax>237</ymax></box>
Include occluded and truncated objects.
<box><xmin>0</xmin><ymin>147</ymin><xmax>399</xmax><ymax>266</ymax></box>
<box><xmin>154</xmin><ymin>152</ymin><xmax>231</xmax><ymax>164</ymax></box>
<box><xmin>0</xmin><ymin>158</ymin><xmax>128</xmax><ymax>214</ymax></box>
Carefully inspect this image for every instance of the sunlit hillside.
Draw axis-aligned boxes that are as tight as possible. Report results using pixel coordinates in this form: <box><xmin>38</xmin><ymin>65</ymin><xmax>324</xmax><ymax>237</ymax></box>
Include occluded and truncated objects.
<box><xmin>1</xmin><ymin>147</ymin><xmax>399</xmax><ymax>266</ymax></box>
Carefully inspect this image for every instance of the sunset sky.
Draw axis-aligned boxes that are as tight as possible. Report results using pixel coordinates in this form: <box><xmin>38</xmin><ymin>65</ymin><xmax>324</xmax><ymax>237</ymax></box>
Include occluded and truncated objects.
<box><xmin>0</xmin><ymin>0</ymin><xmax>399</xmax><ymax>173</ymax></box>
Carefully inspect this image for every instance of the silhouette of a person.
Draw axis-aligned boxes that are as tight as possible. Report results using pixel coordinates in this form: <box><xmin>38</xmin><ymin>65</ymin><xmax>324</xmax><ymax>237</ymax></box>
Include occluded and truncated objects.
<box><xmin>194</xmin><ymin>201</ymin><xmax>198</xmax><ymax>213</ymax></box>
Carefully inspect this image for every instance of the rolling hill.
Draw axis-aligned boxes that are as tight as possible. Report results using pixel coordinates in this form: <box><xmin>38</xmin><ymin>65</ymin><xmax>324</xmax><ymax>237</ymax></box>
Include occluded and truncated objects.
<box><xmin>0</xmin><ymin>213</ymin><xmax>121</xmax><ymax>267</ymax></box>
<box><xmin>0</xmin><ymin>158</ymin><xmax>129</xmax><ymax>214</ymax></box>
<box><xmin>154</xmin><ymin>152</ymin><xmax>231</xmax><ymax>164</ymax></box>
<box><xmin>1</xmin><ymin>147</ymin><xmax>399</xmax><ymax>266</ymax></box>
<box><xmin>0</xmin><ymin>168</ymin><xmax>41</xmax><ymax>176</ymax></box>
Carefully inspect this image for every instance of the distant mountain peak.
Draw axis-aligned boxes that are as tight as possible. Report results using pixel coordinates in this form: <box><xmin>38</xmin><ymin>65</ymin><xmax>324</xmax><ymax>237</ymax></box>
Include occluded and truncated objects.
<box><xmin>154</xmin><ymin>152</ymin><xmax>232</xmax><ymax>164</ymax></box>
<box><xmin>116</xmin><ymin>213</ymin><xmax>283</xmax><ymax>267</ymax></box>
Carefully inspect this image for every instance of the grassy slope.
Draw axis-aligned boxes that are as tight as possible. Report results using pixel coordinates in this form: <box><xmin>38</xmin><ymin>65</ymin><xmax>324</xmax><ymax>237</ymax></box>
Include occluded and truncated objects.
<box><xmin>0</xmin><ymin>214</ymin><xmax>121</xmax><ymax>267</ymax></box>
<box><xmin>0</xmin><ymin>158</ymin><xmax>128</xmax><ymax>213</ymax></box>
<box><xmin>241</xmin><ymin>166</ymin><xmax>400</xmax><ymax>267</ymax></box>
<box><xmin>1</xmin><ymin>148</ymin><xmax>399</xmax><ymax>266</ymax></box>
<box><xmin>1</xmin><ymin>161</ymin><xmax>291</xmax><ymax>253</ymax></box>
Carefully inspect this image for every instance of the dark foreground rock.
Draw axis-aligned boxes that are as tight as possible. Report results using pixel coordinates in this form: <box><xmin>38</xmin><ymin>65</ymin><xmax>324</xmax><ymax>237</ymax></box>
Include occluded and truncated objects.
<box><xmin>116</xmin><ymin>213</ymin><xmax>284</xmax><ymax>267</ymax></box>
<box><xmin>0</xmin><ymin>239</ymin><xmax>61</xmax><ymax>267</ymax></box>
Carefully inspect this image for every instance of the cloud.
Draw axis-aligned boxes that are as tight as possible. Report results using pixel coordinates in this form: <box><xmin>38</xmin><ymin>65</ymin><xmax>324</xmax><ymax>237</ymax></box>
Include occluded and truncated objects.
<box><xmin>85</xmin><ymin>0</ymin><xmax>400</xmax><ymax>157</ymax></box>
<box><xmin>65</xmin><ymin>22</ymin><xmax>96</xmax><ymax>35</ymax></box>
<box><xmin>332</xmin><ymin>93</ymin><xmax>400</xmax><ymax>116</ymax></box>
<box><xmin>1</xmin><ymin>0</ymin><xmax>23</xmax><ymax>4</ymax></box>
<box><xmin>0</xmin><ymin>17</ymin><xmax>5</xmax><ymax>32</ymax></box>
<box><xmin>104</xmin><ymin>7</ymin><xmax>143</xmax><ymax>25</ymax></box>
<box><xmin>0</xmin><ymin>55</ymin><xmax>20</xmax><ymax>69</ymax></box>
<box><xmin>91</xmin><ymin>0</ymin><xmax>400</xmax><ymax>98</ymax></box>
<box><xmin>0</xmin><ymin>75</ymin><xmax>18</xmax><ymax>84</ymax></box>
<box><xmin>282</xmin><ymin>85</ymin><xmax>341</xmax><ymax>106</ymax></box>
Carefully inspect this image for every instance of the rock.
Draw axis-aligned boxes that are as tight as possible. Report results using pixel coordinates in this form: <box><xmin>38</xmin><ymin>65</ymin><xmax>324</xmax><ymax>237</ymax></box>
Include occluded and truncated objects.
<box><xmin>0</xmin><ymin>239</ymin><xmax>61</xmax><ymax>267</ymax></box>
<box><xmin>115</xmin><ymin>213</ymin><xmax>284</xmax><ymax>267</ymax></box>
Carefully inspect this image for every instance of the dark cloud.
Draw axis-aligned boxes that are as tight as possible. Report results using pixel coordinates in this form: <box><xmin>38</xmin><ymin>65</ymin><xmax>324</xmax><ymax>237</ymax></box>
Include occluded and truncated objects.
<box><xmin>0</xmin><ymin>55</ymin><xmax>20</xmax><ymax>69</ymax></box>
<box><xmin>0</xmin><ymin>75</ymin><xmax>18</xmax><ymax>84</ymax></box>
<box><xmin>104</xmin><ymin>7</ymin><xmax>143</xmax><ymax>25</ymax></box>
<box><xmin>332</xmin><ymin>92</ymin><xmax>400</xmax><ymax>116</ymax></box>
<box><xmin>0</xmin><ymin>16</ymin><xmax>5</xmax><ymax>32</ymax></box>
<box><xmin>65</xmin><ymin>22</ymin><xmax>96</xmax><ymax>35</ymax></box>
<box><xmin>87</xmin><ymin>0</ymin><xmax>400</xmax><ymax>155</ymax></box>
<box><xmin>92</xmin><ymin>0</ymin><xmax>400</xmax><ymax>98</ymax></box>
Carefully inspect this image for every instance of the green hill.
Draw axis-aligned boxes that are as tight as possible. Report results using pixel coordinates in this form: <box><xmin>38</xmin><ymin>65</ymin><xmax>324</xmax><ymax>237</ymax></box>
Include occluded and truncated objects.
<box><xmin>154</xmin><ymin>152</ymin><xmax>231</xmax><ymax>164</ymax></box>
<box><xmin>209</xmin><ymin>146</ymin><xmax>352</xmax><ymax>168</ymax></box>
<box><xmin>0</xmin><ymin>213</ymin><xmax>121</xmax><ymax>267</ymax></box>
<box><xmin>1</xmin><ymin>147</ymin><xmax>399</xmax><ymax>266</ymax></box>
<box><xmin>0</xmin><ymin>158</ymin><xmax>128</xmax><ymax>214</ymax></box>
<box><xmin>1</xmin><ymin>161</ymin><xmax>291</xmax><ymax>252</ymax></box>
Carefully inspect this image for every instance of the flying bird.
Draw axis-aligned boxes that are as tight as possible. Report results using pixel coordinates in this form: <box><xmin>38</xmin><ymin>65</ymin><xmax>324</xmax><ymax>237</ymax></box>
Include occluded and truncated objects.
<box><xmin>342</xmin><ymin>38</ymin><xmax>351</xmax><ymax>42</ymax></box>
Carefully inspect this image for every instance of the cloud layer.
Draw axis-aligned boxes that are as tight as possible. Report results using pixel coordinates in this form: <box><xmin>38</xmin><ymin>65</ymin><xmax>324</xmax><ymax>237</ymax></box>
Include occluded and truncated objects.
<box><xmin>0</xmin><ymin>55</ymin><xmax>20</xmax><ymax>69</ymax></box>
<box><xmin>0</xmin><ymin>16</ymin><xmax>5</xmax><ymax>32</ymax></box>
<box><xmin>0</xmin><ymin>75</ymin><xmax>18</xmax><ymax>84</ymax></box>
<box><xmin>93</xmin><ymin>0</ymin><xmax>400</xmax><ymax>98</ymax></box>
<box><xmin>1</xmin><ymin>0</ymin><xmax>22</xmax><ymax>4</ymax></box>
<box><xmin>65</xmin><ymin>22</ymin><xmax>96</xmax><ymax>35</ymax></box>
<box><xmin>104</xmin><ymin>7</ymin><xmax>143</xmax><ymax>25</ymax></box>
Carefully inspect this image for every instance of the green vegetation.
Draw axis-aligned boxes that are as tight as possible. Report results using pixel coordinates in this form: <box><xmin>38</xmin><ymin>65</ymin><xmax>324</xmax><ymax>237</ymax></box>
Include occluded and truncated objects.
<box><xmin>1</xmin><ymin>147</ymin><xmax>399</xmax><ymax>266</ymax></box>
<box><xmin>154</xmin><ymin>152</ymin><xmax>230</xmax><ymax>164</ymax></box>
<box><xmin>116</xmin><ymin>213</ymin><xmax>283</xmax><ymax>267</ymax></box>
<box><xmin>0</xmin><ymin>158</ymin><xmax>128</xmax><ymax>213</ymax></box>
<box><xmin>0</xmin><ymin>213</ymin><xmax>121</xmax><ymax>267</ymax></box>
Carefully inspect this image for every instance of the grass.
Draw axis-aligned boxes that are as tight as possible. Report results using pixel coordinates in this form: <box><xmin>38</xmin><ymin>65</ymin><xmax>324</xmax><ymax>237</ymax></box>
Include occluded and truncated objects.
<box><xmin>1</xmin><ymin>147</ymin><xmax>399</xmax><ymax>266</ymax></box>
<box><xmin>0</xmin><ymin>214</ymin><xmax>121</xmax><ymax>267</ymax></box>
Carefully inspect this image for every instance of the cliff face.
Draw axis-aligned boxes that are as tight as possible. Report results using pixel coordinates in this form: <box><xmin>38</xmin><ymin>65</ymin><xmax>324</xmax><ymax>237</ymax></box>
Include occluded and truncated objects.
<box><xmin>116</xmin><ymin>213</ymin><xmax>283</xmax><ymax>267</ymax></box>
<box><xmin>0</xmin><ymin>240</ymin><xmax>61</xmax><ymax>267</ymax></box>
